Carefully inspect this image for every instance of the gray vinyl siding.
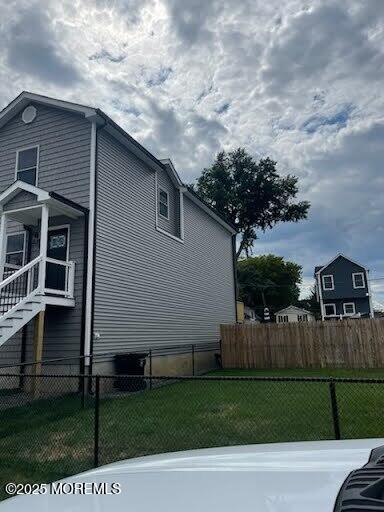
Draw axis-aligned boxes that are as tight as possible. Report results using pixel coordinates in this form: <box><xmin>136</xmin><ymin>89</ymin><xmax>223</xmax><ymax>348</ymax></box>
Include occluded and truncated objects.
<box><xmin>0</xmin><ymin>103</ymin><xmax>91</xmax><ymax>207</ymax></box>
<box><xmin>3</xmin><ymin>191</ymin><xmax>37</xmax><ymax>211</ymax></box>
<box><xmin>323</xmin><ymin>298</ymin><xmax>371</xmax><ymax>317</ymax></box>
<box><xmin>157</xmin><ymin>167</ymin><xmax>180</xmax><ymax>238</ymax></box>
<box><xmin>0</xmin><ymin>104</ymin><xmax>91</xmax><ymax>367</ymax></box>
<box><xmin>93</xmin><ymin>130</ymin><xmax>235</xmax><ymax>355</ymax></box>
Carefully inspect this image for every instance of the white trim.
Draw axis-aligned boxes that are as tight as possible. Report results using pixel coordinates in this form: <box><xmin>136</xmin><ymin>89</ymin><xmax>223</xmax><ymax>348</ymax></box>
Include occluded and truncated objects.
<box><xmin>15</xmin><ymin>144</ymin><xmax>39</xmax><ymax>186</ymax></box>
<box><xmin>84</xmin><ymin>121</ymin><xmax>97</xmax><ymax>366</ymax></box>
<box><xmin>0</xmin><ymin>181</ymin><xmax>50</xmax><ymax>206</ymax></box>
<box><xmin>352</xmin><ymin>272</ymin><xmax>365</xmax><ymax>289</ymax></box>
<box><xmin>159</xmin><ymin>158</ymin><xmax>183</xmax><ymax>187</ymax></box>
<box><xmin>5</xmin><ymin>231</ymin><xmax>26</xmax><ymax>266</ymax></box>
<box><xmin>343</xmin><ymin>302</ymin><xmax>356</xmax><ymax>315</ymax></box>
<box><xmin>158</xmin><ymin>186</ymin><xmax>169</xmax><ymax>220</ymax></box>
<box><xmin>324</xmin><ymin>303</ymin><xmax>336</xmax><ymax>316</ymax></box>
<box><xmin>317</xmin><ymin>272</ymin><xmax>325</xmax><ymax>321</ymax></box>
<box><xmin>0</xmin><ymin>214</ymin><xmax>8</xmax><ymax>281</ymax></box>
<box><xmin>322</xmin><ymin>274</ymin><xmax>335</xmax><ymax>291</ymax></box>
<box><xmin>275</xmin><ymin>305</ymin><xmax>313</xmax><ymax>316</ymax></box>
<box><xmin>366</xmin><ymin>269</ymin><xmax>375</xmax><ymax>318</ymax></box>
<box><xmin>47</xmin><ymin>224</ymin><xmax>70</xmax><ymax>262</ymax></box>
<box><xmin>179</xmin><ymin>189</ymin><xmax>185</xmax><ymax>240</ymax></box>
<box><xmin>38</xmin><ymin>204</ymin><xmax>49</xmax><ymax>289</ymax></box>
<box><xmin>155</xmin><ymin>226</ymin><xmax>184</xmax><ymax>244</ymax></box>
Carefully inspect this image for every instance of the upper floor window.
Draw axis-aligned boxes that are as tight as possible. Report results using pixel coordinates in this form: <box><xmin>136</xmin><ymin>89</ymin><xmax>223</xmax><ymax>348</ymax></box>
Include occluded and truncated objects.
<box><xmin>322</xmin><ymin>274</ymin><xmax>334</xmax><ymax>290</ymax></box>
<box><xmin>158</xmin><ymin>187</ymin><xmax>169</xmax><ymax>220</ymax></box>
<box><xmin>16</xmin><ymin>146</ymin><xmax>38</xmax><ymax>186</ymax></box>
<box><xmin>352</xmin><ymin>272</ymin><xmax>365</xmax><ymax>289</ymax></box>
<box><xmin>6</xmin><ymin>233</ymin><xmax>26</xmax><ymax>267</ymax></box>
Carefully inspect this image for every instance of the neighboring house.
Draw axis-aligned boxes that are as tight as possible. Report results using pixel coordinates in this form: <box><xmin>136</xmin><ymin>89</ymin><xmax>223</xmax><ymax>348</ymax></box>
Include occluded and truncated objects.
<box><xmin>275</xmin><ymin>305</ymin><xmax>315</xmax><ymax>323</ymax></box>
<box><xmin>244</xmin><ymin>306</ymin><xmax>260</xmax><ymax>323</ymax></box>
<box><xmin>314</xmin><ymin>254</ymin><xmax>374</xmax><ymax>321</ymax></box>
<box><xmin>0</xmin><ymin>92</ymin><xmax>237</xmax><ymax>375</ymax></box>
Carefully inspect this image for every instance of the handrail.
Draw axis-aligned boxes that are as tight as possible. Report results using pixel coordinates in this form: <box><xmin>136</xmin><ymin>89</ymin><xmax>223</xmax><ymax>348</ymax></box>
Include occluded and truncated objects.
<box><xmin>0</xmin><ymin>255</ymin><xmax>42</xmax><ymax>291</ymax></box>
<box><xmin>45</xmin><ymin>257</ymin><xmax>72</xmax><ymax>268</ymax></box>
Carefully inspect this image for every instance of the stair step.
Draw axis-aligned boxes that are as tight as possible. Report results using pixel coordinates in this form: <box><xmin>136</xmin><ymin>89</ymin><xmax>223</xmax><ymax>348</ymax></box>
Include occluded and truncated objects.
<box><xmin>18</xmin><ymin>308</ymin><xmax>33</xmax><ymax>312</ymax></box>
<box><xmin>0</xmin><ymin>325</ymin><xmax>13</xmax><ymax>329</ymax></box>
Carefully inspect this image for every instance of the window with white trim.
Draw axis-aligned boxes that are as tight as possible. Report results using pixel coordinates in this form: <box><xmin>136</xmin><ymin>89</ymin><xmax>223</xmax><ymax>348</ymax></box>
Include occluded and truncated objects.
<box><xmin>324</xmin><ymin>303</ymin><xmax>336</xmax><ymax>316</ymax></box>
<box><xmin>278</xmin><ymin>315</ymin><xmax>289</xmax><ymax>323</ymax></box>
<box><xmin>16</xmin><ymin>146</ymin><xmax>38</xmax><ymax>185</ymax></box>
<box><xmin>158</xmin><ymin>187</ymin><xmax>169</xmax><ymax>219</ymax></box>
<box><xmin>322</xmin><ymin>274</ymin><xmax>334</xmax><ymax>290</ymax></box>
<box><xmin>6</xmin><ymin>233</ymin><xmax>26</xmax><ymax>267</ymax></box>
<box><xmin>298</xmin><ymin>314</ymin><xmax>308</xmax><ymax>322</ymax></box>
<box><xmin>352</xmin><ymin>272</ymin><xmax>365</xmax><ymax>289</ymax></box>
<box><xmin>343</xmin><ymin>302</ymin><xmax>356</xmax><ymax>315</ymax></box>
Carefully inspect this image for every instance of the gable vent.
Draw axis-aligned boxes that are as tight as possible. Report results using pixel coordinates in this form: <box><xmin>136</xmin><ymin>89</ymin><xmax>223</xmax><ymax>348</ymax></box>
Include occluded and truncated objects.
<box><xmin>22</xmin><ymin>105</ymin><xmax>37</xmax><ymax>124</ymax></box>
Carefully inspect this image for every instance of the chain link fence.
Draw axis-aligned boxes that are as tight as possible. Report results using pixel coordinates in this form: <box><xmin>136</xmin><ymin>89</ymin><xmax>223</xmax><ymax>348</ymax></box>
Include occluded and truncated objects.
<box><xmin>1</xmin><ymin>373</ymin><xmax>384</xmax><ymax>499</ymax></box>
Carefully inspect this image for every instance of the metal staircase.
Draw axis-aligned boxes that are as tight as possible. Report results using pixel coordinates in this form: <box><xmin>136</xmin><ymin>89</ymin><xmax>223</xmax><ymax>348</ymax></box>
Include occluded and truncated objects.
<box><xmin>0</xmin><ymin>256</ymin><xmax>45</xmax><ymax>346</ymax></box>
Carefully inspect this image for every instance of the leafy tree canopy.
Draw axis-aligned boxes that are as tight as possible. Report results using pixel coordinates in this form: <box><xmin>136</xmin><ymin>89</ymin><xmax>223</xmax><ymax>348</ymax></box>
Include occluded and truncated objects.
<box><xmin>237</xmin><ymin>255</ymin><xmax>302</xmax><ymax>315</ymax></box>
<box><xmin>193</xmin><ymin>148</ymin><xmax>310</xmax><ymax>259</ymax></box>
<box><xmin>297</xmin><ymin>285</ymin><xmax>321</xmax><ymax>320</ymax></box>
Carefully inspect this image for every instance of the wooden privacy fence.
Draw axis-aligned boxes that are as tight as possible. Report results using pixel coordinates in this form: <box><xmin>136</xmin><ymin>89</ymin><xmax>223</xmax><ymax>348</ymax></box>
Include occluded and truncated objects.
<box><xmin>220</xmin><ymin>319</ymin><xmax>384</xmax><ymax>369</ymax></box>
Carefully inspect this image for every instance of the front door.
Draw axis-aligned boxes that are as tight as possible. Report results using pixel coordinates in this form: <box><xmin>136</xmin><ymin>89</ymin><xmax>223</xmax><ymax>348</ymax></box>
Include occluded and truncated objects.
<box><xmin>45</xmin><ymin>227</ymin><xmax>69</xmax><ymax>291</ymax></box>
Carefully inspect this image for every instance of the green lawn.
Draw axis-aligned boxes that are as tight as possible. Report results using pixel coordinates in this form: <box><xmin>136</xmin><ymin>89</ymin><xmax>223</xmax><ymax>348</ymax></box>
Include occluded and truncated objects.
<box><xmin>1</xmin><ymin>368</ymin><xmax>384</xmax><ymax>499</ymax></box>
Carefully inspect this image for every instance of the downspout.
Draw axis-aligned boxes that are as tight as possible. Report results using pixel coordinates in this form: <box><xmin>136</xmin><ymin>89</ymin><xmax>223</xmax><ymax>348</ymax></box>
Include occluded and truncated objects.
<box><xmin>232</xmin><ymin>234</ymin><xmax>238</xmax><ymax>323</ymax></box>
<box><xmin>367</xmin><ymin>269</ymin><xmax>375</xmax><ymax>318</ymax></box>
<box><xmin>84</xmin><ymin>121</ymin><xmax>97</xmax><ymax>372</ymax></box>
<box><xmin>317</xmin><ymin>272</ymin><xmax>325</xmax><ymax>321</ymax></box>
<box><xmin>79</xmin><ymin>210</ymin><xmax>89</xmax><ymax>379</ymax></box>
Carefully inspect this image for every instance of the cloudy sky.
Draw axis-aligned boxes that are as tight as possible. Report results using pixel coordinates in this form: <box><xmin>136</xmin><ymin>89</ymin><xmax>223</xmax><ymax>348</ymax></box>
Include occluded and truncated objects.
<box><xmin>0</xmin><ymin>0</ymin><xmax>383</xmax><ymax>306</ymax></box>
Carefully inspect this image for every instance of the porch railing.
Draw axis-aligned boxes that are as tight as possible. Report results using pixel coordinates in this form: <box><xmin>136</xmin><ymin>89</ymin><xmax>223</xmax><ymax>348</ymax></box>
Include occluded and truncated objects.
<box><xmin>0</xmin><ymin>256</ymin><xmax>75</xmax><ymax>318</ymax></box>
<box><xmin>44</xmin><ymin>257</ymin><xmax>75</xmax><ymax>299</ymax></box>
<box><xmin>0</xmin><ymin>255</ymin><xmax>42</xmax><ymax>317</ymax></box>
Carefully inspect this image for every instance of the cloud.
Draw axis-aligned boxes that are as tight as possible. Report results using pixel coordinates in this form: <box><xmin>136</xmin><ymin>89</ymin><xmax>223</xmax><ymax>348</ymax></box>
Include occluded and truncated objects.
<box><xmin>0</xmin><ymin>0</ymin><xmax>382</xmax><ymax>305</ymax></box>
<box><xmin>1</xmin><ymin>4</ymin><xmax>81</xmax><ymax>86</ymax></box>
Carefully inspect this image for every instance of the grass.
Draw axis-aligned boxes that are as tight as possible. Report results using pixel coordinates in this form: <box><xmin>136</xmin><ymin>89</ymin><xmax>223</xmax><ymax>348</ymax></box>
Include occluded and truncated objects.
<box><xmin>1</xmin><ymin>368</ymin><xmax>384</xmax><ymax>499</ymax></box>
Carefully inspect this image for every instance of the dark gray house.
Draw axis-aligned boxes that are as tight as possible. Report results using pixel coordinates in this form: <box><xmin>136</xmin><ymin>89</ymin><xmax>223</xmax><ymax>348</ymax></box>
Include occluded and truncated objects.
<box><xmin>314</xmin><ymin>254</ymin><xmax>373</xmax><ymax>320</ymax></box>
<box><xmin>0</xmin><ymin>92</ymin><xmax>236</xmax><ymax>375</ymax></box>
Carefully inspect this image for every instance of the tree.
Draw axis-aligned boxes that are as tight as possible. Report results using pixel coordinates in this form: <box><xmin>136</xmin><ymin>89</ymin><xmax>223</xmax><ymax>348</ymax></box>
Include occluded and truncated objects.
<box><xmin>193</xmin><ymin>148</ymin><xmax>310</xmax><ymax>259</ymax></box>
<box><xmin>237</xmin><ymin>255</ymin><xmax>302</xmax><ymax>316</ymax></box>
<box><xmin>298</xmin><ymin>286</ymin><xmax>321</xmax><ymax>319</ymax></box>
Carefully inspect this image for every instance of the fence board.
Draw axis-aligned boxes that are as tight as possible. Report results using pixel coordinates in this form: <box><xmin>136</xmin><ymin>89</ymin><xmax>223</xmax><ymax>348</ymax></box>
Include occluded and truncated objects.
<box><xmin>220</xmin><ymin>319</ymin><xmax>384</xmax><ymax>369</ymax></box>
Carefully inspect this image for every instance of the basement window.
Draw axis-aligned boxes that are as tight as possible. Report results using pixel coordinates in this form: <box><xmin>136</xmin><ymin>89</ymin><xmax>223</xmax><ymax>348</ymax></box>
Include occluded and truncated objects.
<box><xmin>16</xmin><ymin>146</ymin><xmax>38</xmax><ymax>186</ymax></box>
<box><xmin>343</xmin><ymin>303</ymin><xmax>356</xmax><ymax>315</ymax></box>
<box><xmin>324</xmin><ymin>303</ymin><xmax>336</xmax><ymax>316</ymax></box>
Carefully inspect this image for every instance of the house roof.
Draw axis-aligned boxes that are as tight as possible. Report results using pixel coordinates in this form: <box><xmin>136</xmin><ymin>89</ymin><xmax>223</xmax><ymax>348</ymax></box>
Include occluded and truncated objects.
<box><xmin>0</xmin><ymin>92</ymin><xmax>236</xmax><ymax>235</ymax></box>
<box><xmin>314</xmin><ymin>253</ymin><xmax>368</xmax><ymax>275</ymax></box>
<box><xmin>0</xmin><ymin>181</ymin><xmax>88</xmax><ymax>224</ymax></box>
<box><xmin>275</xmin><ymin>305</ymin><xmax>313</xmax><ymax>316</ymax></box>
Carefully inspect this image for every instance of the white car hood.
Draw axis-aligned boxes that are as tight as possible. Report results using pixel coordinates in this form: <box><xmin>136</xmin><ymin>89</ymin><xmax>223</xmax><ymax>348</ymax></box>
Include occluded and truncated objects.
<box><xmin>1</xmin><ymin>438</ymin><xmax>383</xmax><ymax>512</ymax></box>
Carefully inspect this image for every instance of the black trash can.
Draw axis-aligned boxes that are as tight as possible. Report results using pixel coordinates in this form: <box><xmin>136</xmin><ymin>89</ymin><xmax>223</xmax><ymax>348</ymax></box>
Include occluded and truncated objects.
<box><xmin>114</xmin><ymin>353</ymin><xmax>148</xmax><ymax>391</ymax></box>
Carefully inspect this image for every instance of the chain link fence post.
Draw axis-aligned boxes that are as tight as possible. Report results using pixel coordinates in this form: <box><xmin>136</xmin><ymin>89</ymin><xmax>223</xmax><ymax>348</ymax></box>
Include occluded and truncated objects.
<box><xmin>329</xmin><ymin>381</ymin><xmax>341</xmax><ymax>440</ymax></box>
<box><xmin>94</xmin><ymin>376</ymin><xmax>100</xmax><ymax>467</ymax></box>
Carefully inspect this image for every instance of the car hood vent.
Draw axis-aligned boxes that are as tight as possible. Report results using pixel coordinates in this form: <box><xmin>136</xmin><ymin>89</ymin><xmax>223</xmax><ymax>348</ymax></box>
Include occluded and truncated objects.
<box><xmin>334</xmin><ymin>446</ymin><xmax>384</xmax><ymax>511</ymax></box>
